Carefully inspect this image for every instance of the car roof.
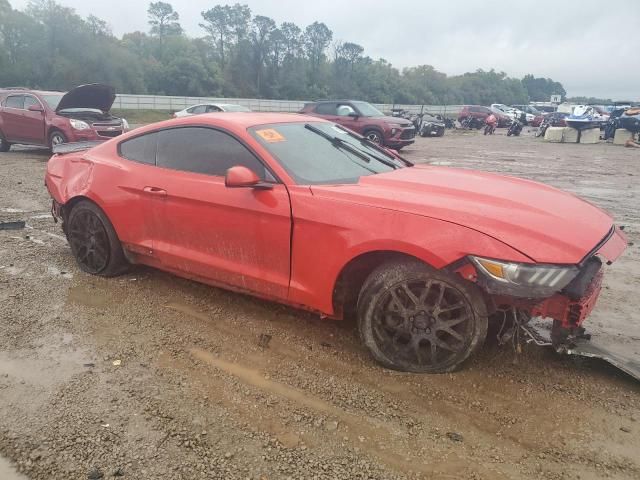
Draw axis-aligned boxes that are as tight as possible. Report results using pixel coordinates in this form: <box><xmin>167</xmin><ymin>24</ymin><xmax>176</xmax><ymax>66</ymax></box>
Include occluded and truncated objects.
<box><xmin>0</xmin><ymin>88</ymin><xmax>62</xmax><ymax>95</ymax></box>
<box><xmin>188</xmin><ymin>102</ymin><xmax>244</xmax><ymax>108</ymax></box>
<box><xmin>308</xmin><ymin>99</ymin><xmax>365</xmax><ymax>104</ymax></box>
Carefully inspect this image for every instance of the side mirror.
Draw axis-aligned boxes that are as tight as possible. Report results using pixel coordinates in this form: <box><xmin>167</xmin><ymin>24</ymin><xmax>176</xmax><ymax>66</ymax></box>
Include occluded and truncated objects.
<box><xmin>28</xmin><ymin>104</ymin><xmax>44</xmax><ymax>113</ymax></box>
<box><xmin>225</xmin><ymin>166</ymin><xmax>272</xmax><ymax>190</ymax></box>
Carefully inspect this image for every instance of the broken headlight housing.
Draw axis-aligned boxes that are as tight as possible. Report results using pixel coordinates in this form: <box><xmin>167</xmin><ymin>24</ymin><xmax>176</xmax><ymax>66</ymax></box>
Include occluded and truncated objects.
<box><xmin>469</xmin><ymin>256</ymin><xmax>580</xmax><ymax>298</ymax></box>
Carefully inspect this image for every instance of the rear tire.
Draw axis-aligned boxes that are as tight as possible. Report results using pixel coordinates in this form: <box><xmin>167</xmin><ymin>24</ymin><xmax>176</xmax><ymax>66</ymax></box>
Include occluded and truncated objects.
<box><xmin>0</xmin><ymin>135</ymin><xmax>11</xmax><ymax>152</ymax></box>
<box><xmin>357</xmin><ymin>260</ymin><xmax>488</xmax><ymax>373</ymax></box>
<box><xmin>66</xmin><ymin>200</ymin><xmax>128</xmax><ymax>277</ymax></box>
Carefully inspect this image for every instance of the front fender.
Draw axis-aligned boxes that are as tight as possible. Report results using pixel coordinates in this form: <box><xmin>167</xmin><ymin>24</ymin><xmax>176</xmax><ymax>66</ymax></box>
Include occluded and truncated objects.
<box><xmin>288</xmin><ymin>191</ymin><xmax>531</xmax><ymax>316</ymax></box>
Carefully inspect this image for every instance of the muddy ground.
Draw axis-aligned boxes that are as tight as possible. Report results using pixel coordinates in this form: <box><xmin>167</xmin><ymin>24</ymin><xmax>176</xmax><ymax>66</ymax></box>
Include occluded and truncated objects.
<box><xmin>0</xmin><ymin>128</ymin><xmax>639</xmax><ymax>480</ymax></box>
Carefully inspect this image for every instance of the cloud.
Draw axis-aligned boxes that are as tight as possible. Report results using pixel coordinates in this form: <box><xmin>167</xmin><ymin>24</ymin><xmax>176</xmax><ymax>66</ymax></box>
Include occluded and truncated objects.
<box><xmin>9</xmin><ymin>0</ymin><xmax>638</xmax><ymax>98</ymax></box>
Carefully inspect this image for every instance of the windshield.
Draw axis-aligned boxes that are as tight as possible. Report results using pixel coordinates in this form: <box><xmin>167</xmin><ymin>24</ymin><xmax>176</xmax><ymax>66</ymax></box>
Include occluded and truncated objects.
<box><xmin>249</xmin><ymin>122</ymin><xmax>402</xmax><ymax>185</ymax></box>
<box><xmin>42</xmin><ymin>94</ymin><xmax>64</xmax><ymax>110</ymax></box>
<box><xmin>352</xmin><ymin>101</ymin><xmax>384</xmax><ymax>117</ymax></box>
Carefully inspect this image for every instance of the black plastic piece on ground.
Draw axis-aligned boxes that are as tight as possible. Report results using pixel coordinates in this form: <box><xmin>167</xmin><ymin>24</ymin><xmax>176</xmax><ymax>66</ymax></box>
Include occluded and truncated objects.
<box><xmin>0</xmin><ymin>221</ymin><xmax>26</xmax><ymax>230</ymax></box>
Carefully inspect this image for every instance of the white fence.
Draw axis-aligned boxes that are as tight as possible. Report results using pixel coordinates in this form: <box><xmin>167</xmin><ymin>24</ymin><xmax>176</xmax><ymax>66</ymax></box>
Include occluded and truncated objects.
<box><xmin>113</xmin><ymin>94</ymin><xmax>464</xmax><ymax>117</ymax></box>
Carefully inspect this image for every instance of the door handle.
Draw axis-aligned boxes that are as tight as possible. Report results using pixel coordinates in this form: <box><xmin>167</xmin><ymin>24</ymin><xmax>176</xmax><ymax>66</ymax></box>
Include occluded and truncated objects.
<box><xmin>143</xmin><ymin>186</ymin><xmax>167</xmax><ymax>197</ymax></box>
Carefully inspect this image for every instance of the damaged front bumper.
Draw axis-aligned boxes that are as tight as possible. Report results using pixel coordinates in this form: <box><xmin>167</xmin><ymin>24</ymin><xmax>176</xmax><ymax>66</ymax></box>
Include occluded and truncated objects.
<box><xmin>454</xmin><ymin>226</ymin><xmax>629</xmax><ymax>343</ymax></box>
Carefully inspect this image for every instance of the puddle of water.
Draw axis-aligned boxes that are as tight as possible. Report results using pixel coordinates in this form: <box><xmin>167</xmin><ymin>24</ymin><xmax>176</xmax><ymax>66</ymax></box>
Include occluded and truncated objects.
<box><xmin>67</xmin><ymin>284</ymin><xmax>110</xmax><ymax>308</ymax></box>
<box><xmin>0</xmin><ymin>455</ymin><xmax>27</xmax><ymax>480</ymax></box>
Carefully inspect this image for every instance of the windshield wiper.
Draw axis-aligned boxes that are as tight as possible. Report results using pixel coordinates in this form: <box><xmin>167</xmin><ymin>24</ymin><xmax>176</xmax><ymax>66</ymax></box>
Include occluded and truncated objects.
<box><xmin>333</xmin><ymin>125</ymin><xmax>412</xmax><ymax>168</ymax></box>
<box><xmin>305</xmin><ymin>123</ymin><xmax>401</xmax><ymax>170</ymax></box>
<box><xmin>304</xmin><ymin>124</ymin><xmax>386</xmax><ymax>172</ymax></box>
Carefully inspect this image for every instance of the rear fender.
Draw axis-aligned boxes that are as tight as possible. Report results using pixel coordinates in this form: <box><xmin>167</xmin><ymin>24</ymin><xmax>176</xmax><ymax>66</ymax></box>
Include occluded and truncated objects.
<box><xmin>45</xmin><ymin>153</ymin><xmax>99</xmax><ymax>206</ymax></box>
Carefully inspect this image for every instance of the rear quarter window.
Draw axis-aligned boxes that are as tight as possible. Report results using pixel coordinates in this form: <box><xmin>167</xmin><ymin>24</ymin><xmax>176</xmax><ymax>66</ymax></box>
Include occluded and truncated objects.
<box><xmin>119</xmin><ymin>132</ymin><xmax>158</xmax><ymax>165</ymax></box>
<box><xmin>4</xmin><ymin>95</ymin><xmax>24</xmax><ymax>109</ymax></box>
<box><xmin>314</xmin><ymin>103</ymin><xmax>337</xmax><ymax>115</ymax></box>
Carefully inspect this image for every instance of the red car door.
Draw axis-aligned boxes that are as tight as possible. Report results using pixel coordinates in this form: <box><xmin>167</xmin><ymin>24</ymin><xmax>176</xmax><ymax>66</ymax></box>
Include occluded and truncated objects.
<box><xmin>148</xmin><ymin>126</ymin><xmax>292</xmax><ymax>300</ymax></box>
<box><xmin>2</xmin><ymin>95</ymin><xmax>25</xmax><ymax>141</ymax></box>
<box><xmin>335</xmin><ymin>103</ymin><xmax>362</xmax><ymax>133</ymax></box>
<box><xmin>22</xmin><ymin>95</ymin><xmax>47</xmax><ymax>145</ymax></box>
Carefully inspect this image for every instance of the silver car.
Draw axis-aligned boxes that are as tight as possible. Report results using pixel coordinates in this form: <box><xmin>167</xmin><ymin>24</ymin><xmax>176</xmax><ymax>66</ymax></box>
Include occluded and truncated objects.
<box><xmin>173</xmin><ymin>103</ymin><xmax>251</xmax><ymax>117</ymax></box>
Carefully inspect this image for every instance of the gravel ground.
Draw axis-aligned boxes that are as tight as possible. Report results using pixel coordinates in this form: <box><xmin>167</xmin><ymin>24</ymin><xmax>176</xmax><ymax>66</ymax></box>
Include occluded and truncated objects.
<box><xmin>0</xmin><ymin>128</ymin><xmax>639</xmax><ymax>480</ymax></box>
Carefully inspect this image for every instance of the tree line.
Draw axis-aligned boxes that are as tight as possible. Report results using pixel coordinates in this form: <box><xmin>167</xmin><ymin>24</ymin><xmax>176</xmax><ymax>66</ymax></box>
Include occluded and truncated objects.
<box><xmin>0</xmin><ymin>0</ymin><xmax>568</xmax><ymax>106</ymax></box>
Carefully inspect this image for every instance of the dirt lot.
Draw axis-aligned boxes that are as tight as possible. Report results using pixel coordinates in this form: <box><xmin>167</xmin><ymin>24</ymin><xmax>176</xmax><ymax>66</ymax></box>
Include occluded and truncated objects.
<box><xmin>1</xmin><ymin>128</ymin><xmax>639</xmax><ymax>480</ymax></box>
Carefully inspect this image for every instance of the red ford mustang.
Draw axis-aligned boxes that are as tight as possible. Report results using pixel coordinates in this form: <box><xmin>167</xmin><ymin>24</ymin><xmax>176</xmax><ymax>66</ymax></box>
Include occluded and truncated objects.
<box><xmin>45</xmin><ymin>113</ymin><xmax>628</xmax><ymax>373</ymax></box>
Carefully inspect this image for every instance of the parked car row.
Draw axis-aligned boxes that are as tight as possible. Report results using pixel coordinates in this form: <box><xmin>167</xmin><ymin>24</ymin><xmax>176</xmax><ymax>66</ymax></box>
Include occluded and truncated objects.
<box><xmin>458</xmin><ymin>105</ymin><xmax>513</xmax><ymax>128</ymax></box>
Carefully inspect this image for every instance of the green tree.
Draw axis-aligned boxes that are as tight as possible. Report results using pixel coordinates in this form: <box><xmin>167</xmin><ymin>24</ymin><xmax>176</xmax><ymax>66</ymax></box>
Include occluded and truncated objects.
<box><xmin>200</xmin><ymin>5</ymin><xmax>233</xmax><ymax>67</ymax></box>
<box><xmin>522</xmin><ymin>74</ymin><xmax>566</xmax><ymax>102</ymax></box>
<box><xmin>148</xmin><ymin>2</ymin><xmax>182</xmax><ymax>37</ymax></box>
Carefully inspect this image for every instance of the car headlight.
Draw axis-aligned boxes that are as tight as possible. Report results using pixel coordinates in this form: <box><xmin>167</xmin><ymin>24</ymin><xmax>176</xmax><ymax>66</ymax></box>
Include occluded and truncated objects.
<box><xmin>122</xmin><ymin>118</ymin><xmax>130</xmax><ymax>131</ymax></box>
<box><xmin>70</xmin><ymin>119</ymin><xmax>90</xmax><ymax>130</ymax></box>
<box><xmin>469</xmin><ymin>256</ymin><xmax>580</xmax><ymax>298</ymax></box>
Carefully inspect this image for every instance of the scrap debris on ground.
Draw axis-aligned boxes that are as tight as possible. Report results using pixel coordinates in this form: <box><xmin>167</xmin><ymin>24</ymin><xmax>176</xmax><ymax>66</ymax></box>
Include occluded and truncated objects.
<box><xmin>0</xmin><ymin>129</ymin><xmax>639</xmax><ymax>479</ymax></box>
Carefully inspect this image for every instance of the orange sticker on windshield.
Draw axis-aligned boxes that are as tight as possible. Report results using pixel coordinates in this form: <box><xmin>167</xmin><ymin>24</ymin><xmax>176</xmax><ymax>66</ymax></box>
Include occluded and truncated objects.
<box><xmin>256</xmin><ymin>128</ymin><xmax>286</xmax><ymax>143</ymax></box>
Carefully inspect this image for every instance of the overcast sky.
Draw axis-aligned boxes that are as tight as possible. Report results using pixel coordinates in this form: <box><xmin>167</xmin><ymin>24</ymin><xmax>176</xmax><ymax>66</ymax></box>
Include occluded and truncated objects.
<box><xmin>10</xmin><ymin>0</ymin><xmax>639</xmax><ymax>99</ymax></box>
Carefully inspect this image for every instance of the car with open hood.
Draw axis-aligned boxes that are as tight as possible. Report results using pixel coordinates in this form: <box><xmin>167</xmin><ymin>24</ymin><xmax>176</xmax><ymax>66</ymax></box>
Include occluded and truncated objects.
<box><xmin>0</xmin><ymin>83</ymin><xmax>128</xmax><ymax>151</ymax></box>
<box><xmin>44</xmin><ymin>113</ymin><xmax>627</xmax><ymax>373</ymax></box>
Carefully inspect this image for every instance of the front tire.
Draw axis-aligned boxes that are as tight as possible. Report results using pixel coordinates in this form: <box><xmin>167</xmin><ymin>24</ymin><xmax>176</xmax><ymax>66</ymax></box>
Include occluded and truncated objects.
<box><xmin>364</xmin><ymin>130</ymin><xmax>383</xmax><ymax>145</ymax></box>
<box><xmin>357</xmin><ymin>260</ymin><xmax>488</xmax><ymax>373</ymax></box>
<box><xmin>66</xmin><ymin>200</ymin><xmax>128</xmax><ymax>276</ymax></box>
<box><xmin>49</xmin><ymin>130</ymin><xmax>67</xmax><ymax>150</ymax></box>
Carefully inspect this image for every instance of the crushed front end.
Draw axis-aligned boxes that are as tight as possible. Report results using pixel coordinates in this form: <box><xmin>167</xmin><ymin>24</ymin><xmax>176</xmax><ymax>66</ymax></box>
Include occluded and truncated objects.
<box><xmin>453</xmin><ymin>226</ymin><xmax>629</xmax><ymax>349</ymax></box>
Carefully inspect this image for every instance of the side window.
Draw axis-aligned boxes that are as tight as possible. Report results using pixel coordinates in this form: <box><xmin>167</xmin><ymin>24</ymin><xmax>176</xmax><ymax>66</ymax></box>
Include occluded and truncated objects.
<box><xmin>186</xmin><ymin>106</ymin><xmax>196</xmax><ymax>113</ymax></box>
<box><xmin>336</xmin><ymin>104</ymin><xmax>356</xmax><ymax>116</ymax></box>
<box><xmin>119</xmin><ymin>132</ymin><xmax>158</xmax><ymax>165</ymax></box>
<box><xmin>156</xmin><ymin>127</ymin><xmax>266</xmax><ymax>178</ymax></box>
<box><xmin>206</xmin><ymin>105</ymin><xmax>221</xmax><ymax>113</ymax></box>
<box><xmin>23</xmin><ymin>96</ymin><xmax>41</xmax><ymax>109</ymax></box>
<box><xmin>5</xmin><ymin>95</ymin><xmax>24</xmax><ymax>109</ymax></box>
<box><xmin>314</xmin><ymin>103</ymin><xmax>337</xmax><ymax>115</ymax></box>
<box><xmin>191</xmin><ymin>105</ymin><xmax>207</xmax><ymax>114</ymax></box>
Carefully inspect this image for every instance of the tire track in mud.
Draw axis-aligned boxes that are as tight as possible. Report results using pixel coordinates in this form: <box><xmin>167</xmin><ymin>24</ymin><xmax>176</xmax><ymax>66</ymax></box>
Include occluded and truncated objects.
<box><xmin>164</xmin><ymin>302</ymin><xmax>508</xmax><ymax>478</ymax></box>
<box><xmin>162</xmin><ymin>300</ymin><xmax>638</xmax><ymax>479</ymax></box>
<box><xmin>188</xmin><ymin>347</ymin><xmax>506</xmax><ymax>480</ymax></box>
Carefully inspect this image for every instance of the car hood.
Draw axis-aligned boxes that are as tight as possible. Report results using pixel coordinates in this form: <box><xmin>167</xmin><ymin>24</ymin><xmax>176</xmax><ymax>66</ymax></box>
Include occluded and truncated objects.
<box><xmin>310</xmin><ymin>165</ymin><xmax>613</xmax><ymax>264</ymax></box>
<box><xmin>374</xmin><ymin>115</ymin><xmax>413</xmax><ymax>127</ymax></box>
<box><xmin>56</xmin><ymin>84</ymin><xmax>116</xmax><ymax>113</ymax></box>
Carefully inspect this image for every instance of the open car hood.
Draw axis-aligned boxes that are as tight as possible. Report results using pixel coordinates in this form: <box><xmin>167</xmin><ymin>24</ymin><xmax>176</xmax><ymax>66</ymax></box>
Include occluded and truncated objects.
<box><xmin>56</xmin><ymin>84</ymin><xmax>116</xmax><ymax>113</ymax></box>
<box><xmin>310</xmin><ymin>165</ymin><xmax>614</xmax><ymax>265</ymax></box>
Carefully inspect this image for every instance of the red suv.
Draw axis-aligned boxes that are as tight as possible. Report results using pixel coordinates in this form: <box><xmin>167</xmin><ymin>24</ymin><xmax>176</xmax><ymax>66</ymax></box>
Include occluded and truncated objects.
<box><xmin>300</xmin><ymin>100</ymin><xmax>416</xmax><ymax>150</ymax></box>
<box><xmin>458</xmin><ymin>105</ymin><xmax>512</xmax><ymax>128</ymax></box>
<box><xmin>0</xmin><ymin>84</ymin><xmax>128</xmax><ymax>152</ymax></box>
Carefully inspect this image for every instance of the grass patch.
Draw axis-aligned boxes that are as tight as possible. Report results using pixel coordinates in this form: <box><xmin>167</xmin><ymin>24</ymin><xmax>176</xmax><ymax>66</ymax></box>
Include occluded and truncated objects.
<box><xmin>112</xmin><ymin>109</ymin><xmax>173</xmax><ymax>125</ymax></box>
